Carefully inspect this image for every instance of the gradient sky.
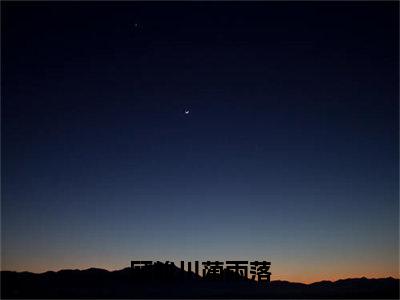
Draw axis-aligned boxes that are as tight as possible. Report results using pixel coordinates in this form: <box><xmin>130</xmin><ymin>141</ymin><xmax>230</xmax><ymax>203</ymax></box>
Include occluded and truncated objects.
<box><xmin>1</xmin><ymin>2</ymin><xmax>399</xmax><ymax>283</ymax></box>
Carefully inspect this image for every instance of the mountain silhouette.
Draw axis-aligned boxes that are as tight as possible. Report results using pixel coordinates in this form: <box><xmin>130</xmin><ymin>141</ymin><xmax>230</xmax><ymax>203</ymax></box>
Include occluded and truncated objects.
<box><xmin>2</xmin><ymin>263</ymin><xmax>399</xmax><ymax>298</ymax></box>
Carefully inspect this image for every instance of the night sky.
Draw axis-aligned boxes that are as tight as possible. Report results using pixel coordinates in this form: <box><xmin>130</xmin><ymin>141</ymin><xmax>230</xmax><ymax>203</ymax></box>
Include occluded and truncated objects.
<box><xmin>2</xmin><ymin>2</ymin><xmax>398</xmax><ymax>283</ymax></box>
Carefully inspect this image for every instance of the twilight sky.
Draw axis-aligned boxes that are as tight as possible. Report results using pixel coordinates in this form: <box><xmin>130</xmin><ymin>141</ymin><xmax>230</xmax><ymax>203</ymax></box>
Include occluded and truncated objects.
<box><xmin>1</xmin><ymin>2</ymin><xmax>398</xmax><ymax>283</ymax></box>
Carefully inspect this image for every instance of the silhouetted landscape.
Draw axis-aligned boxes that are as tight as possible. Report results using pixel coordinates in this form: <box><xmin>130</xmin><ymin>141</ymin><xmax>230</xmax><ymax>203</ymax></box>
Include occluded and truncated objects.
<box><xmin>2</xmin><ymin>263</ymin><xmax>399</xmax><ymax>298</ymax></box>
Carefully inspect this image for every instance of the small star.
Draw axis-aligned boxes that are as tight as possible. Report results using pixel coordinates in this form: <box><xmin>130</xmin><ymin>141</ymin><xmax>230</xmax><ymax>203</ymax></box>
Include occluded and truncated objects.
<box><xmin>132</xmin><ymin>23</ymin><xmax>142</xmax><ymax>30</ymax></box>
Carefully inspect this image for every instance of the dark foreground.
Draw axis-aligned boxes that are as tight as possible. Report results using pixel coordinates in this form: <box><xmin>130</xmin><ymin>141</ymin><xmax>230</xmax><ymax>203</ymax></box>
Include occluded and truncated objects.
<box><xmin>2</xmin><ymin>265</ymin><xmax>399</xmax><ymax>299</ymax></box>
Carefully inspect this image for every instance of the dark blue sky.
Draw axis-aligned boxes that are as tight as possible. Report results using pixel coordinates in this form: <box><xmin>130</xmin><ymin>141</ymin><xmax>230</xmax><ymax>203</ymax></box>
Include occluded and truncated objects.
<box><xmin>2</xmin><ymin>2</ymin><xmax>398</xmax><ymax>282</ymax></box>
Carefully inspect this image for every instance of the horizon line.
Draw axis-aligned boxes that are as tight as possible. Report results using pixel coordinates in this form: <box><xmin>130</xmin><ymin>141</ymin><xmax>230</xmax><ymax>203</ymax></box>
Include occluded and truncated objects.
<box><xmin>1</xmin><ymin>266</ymin><xmax>398</xmax><ymax>285</ymax></box>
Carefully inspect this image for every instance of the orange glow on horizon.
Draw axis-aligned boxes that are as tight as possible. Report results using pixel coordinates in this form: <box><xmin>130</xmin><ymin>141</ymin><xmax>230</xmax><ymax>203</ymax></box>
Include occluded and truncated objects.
<box><xmin>2</xmin><ymin>262</ymin><xmax>398</xmax><ymax>285</ymax></box>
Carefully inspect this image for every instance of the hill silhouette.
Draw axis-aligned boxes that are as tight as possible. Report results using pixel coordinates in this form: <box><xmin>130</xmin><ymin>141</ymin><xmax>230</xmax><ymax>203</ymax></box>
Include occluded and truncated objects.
<box><xmin>2</xmin><ymin>263</ymin><xmax>399</xmax><ymax>298</ymax></box>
